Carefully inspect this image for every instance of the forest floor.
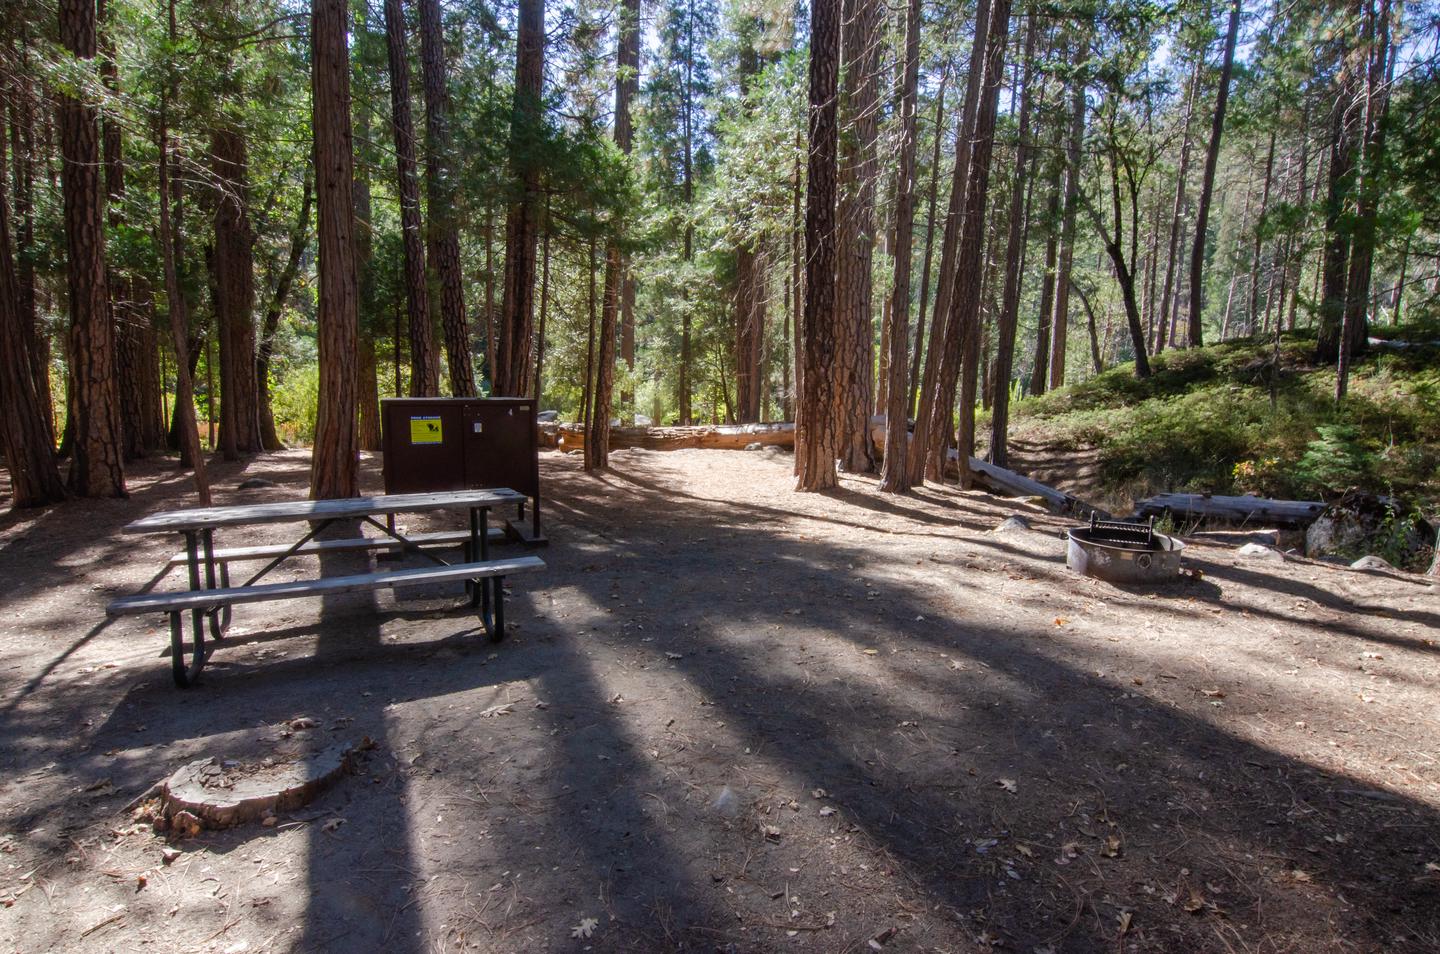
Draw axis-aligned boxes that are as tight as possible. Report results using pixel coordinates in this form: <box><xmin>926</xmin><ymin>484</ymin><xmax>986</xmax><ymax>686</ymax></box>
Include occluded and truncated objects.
<box><xmin>1</xmin><ymin>447</ymin><xmax>1438</xmax><ymax>954</ymax></box>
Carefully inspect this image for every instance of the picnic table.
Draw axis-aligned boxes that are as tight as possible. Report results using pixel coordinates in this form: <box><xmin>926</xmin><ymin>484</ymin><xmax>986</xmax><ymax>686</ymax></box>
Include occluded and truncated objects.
<box><xmin>106</xmin><ymin>489</ymin><xmax>546</xmax><ymax>687</ymax></box>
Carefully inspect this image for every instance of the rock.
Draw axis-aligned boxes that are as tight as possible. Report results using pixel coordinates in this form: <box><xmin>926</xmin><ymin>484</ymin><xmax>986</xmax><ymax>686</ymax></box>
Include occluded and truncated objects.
<box><xmin>1306</xmin><ymin>512</ymin><xmax>1367</xmax><ymax>558</ymax></box>
<box><xmin>744</xmin><ymin>442</ymin><xmax>764</xmax><ymax>451</ymax></box>
<box><xmin>237</xmin><ymin>477</ymin><xmax>278</xmax><ymax>490</ymax></box>
<box><xmin>994</xmin><ymin>515</ymin><xmax>1031</xmax><ymax>533</ymax></box>
<box><xmin>1350</xmin><ymin>554</ymin><xmax>1397</xmax><ymax>572</ymax></box>
<box><xmin>1188</xmin><ymin>528</ymin><xmax>1281</xmax><ymax>548</ymax></box>
<box><xmin>761</xmin><ymin>445</ymin><xmax>789</xmax><ymax>458</ymax></box>
<box><xmin>1237</xmin><ymin>543</ymin><xmax>1284</xmax><ymax>561</ymax></box>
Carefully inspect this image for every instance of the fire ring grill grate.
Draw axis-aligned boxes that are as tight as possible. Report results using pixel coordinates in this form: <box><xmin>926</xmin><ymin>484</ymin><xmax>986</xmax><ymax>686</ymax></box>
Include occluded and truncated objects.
<box><xmin>1066</xmin><ymin>515</ymin><xmax>1184</xmax><ymax>583</ymax></box>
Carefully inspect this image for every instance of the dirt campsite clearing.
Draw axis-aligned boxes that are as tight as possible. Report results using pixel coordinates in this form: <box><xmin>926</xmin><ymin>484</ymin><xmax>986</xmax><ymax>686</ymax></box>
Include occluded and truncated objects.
<box><xmin>1</xmin><ymin>447</ymin><xmax>1437</xmax><ymax>953</ymax></box>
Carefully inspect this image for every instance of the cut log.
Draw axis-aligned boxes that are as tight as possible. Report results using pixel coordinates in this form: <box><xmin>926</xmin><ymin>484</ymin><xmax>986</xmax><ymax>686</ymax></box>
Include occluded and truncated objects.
<box><xmin>549</xmin><ymin>415</ymin><xmax>1107</xmax><ymax>517</ymax></box>
<box><xmin>157</xmin><ymin>741</ymin><xmax>363</xmax><ymax>831</ymax></box>
<box><xmin>541</xmin><ymin>421</ymin><xmax>795</xmax><ymax>452</ymax></box>
<box><xmin>1134</xmin><ymin>493</ymin><xmax>1325</xmax><ymax>528</ymax></box>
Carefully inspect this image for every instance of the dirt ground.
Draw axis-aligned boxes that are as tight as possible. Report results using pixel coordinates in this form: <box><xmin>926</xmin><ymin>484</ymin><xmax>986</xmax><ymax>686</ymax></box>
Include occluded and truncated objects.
<box><xmin>1</xmin><ymin>447</ymin><xmax>1437</xmax><ymax>954</ymax></box>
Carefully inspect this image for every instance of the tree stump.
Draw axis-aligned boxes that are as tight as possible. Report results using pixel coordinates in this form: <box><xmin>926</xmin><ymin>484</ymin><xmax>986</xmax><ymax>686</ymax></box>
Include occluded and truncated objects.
<box><xmin>157</xmin><ymin>741</ymin><xmax>361</xmax><ymax>831</ymax></box>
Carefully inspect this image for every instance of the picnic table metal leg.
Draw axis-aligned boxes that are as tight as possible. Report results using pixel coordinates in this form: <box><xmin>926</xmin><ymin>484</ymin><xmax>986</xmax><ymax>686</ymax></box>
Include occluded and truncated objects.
<box><xmin>201</xmin><ymin>528</ymin><xmax>230</xmax><ymax>638</ymax></box>
<box><xmin>466</xmin><ymin>507</ymin><xmax>481</xmax><ymax>606</ymax></box>
<box><xmin>480</xmin><ymin>509</ymin><xmax>492</xmax><ymax>619</ymax></box>
<box><xmin>171</xmin><ymin>611</ymin><xmax>206</xmax><ymax>687</ymax></box>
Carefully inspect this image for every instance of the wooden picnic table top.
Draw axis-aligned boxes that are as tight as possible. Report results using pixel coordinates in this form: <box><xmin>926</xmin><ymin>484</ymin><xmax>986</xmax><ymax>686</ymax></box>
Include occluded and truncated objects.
<box><xmin>123</xmin><ymin>489</ymin><xmax>526</xmax><ymax>535</ymax></box>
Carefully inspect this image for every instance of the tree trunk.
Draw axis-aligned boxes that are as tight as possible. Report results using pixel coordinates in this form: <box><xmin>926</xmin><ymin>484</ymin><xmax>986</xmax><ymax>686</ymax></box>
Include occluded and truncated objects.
<box><xmin>734</xmin><ymin>243</ymin><xmax>765</xmax><ymax>423</ymax></box>
<box><xmin>1072</xmin><ymin>279</ymin><xmax>1104</xmax><ymax>373</ymax></box>
<box><xmin>357</xmin><ymin>333</ymin><xmax>382</xmax><ymax>451</ymax></box>
<box><xmin>59</xmin><ymin>0</ymin><xmax>125</xmax><ymax>497</ymax></box>
<box><xmin>1186</xmin><ymin>0</ymin><xmax>1241</xmax><ymax>349</ymax></box>
<box><xmin>257</xmin><ymin>174</ymin><xmax>311</xmax><ymax>451</ymax></box>
<box><xmin>8</xmin><ymin>45</ymin><xmax>54</xmax><ymax>446</ymax></box>
<box><xmin>99</xmin><ymin>7</ymin><xmax>163</xmax><ymax>461</ymax></box>
<box><xmin>1248</xmin><ymin>128</ymin><xmax>1278</xmax><ymax>336</ymax></box>
<box><xmin>383</xmin><ymin>0</ymin><xmax>441</xmax><ymax>397</ymax></box>
<box><xmin>909</xmin><ymin>0</ymin><xmax>992</xmax><ymax>485</ymax></box>
<box><xmin>909</xmin><ymin>73</ymin><xmax>948</xmax><ymax>417</ymax></box>
<box><xmin>158</xmin><ymin>0</ymin><xmax>211</xmax><ymax>504</ymax></box>
<box><xmin>585</xmin><ymin>0</ymin><xmax>639</xmax><ymax>470</ymax></box>
<box><xmin>988</xmin><ymin>9</ymin><xmax>1037</xmax><ymax>471</ymax></box>
<box><xmin>496</xmin><ymin>0</ymin><xmax>544</xmax><ymax>395</ymax></box>
<box><xmin>833</xmin><ymin>0</ymin><xmax>881</xmax><ymax>473</ymax></box>
<box><xmin>940</xmin><ymin>0</ymin><xmax>1012</xmax><ymax>488</ymax></box>
<box><xmin>211</xmin><ymin>125</ymin><xmax>260</xmax><ymax>458</ymax></box>
<box><xmin>310</xmin><ymin>0</ymin><xmax>360</xmax><ymax>499</ymax></box>
<box><xmin>1049</xmin><ymin>32</ymin><xmax>1089</xmax><ymax>389</ymax></box>
<box><xmin>878</xmin><ymin>0</ymin><xmax>923</xmax><ymax>493</ymax></box>
<box><xmin>1158</xmin><ymin>57</ymin><xmax>1198</xmax><ymax>359</ymax></box>
<box><xmin>795</xmin><ymin>0</ymin><xmax>842</xmax><ymax>491</ymax></box>
<box><xmin>1337</xmin><ymin>0</ymin><xmax>1392</xmax><ymax>399</ymax></box>
<box><xmin>1029</xmin><ymin>171</ymin><xmax>1060</xmax><ymax>396</ymax></box>
<box><xmin>0</xmin><ymin>121</ymin><xmax>65</xmax><ymax>506</ymax></box>
<box><xmin>533</xmin><ymin>198</ymin><xmax>552</xmax><ymax>400</ymax></box>
<box><xmin>419</xmin><ymin>0</ymin><xmax>471</xmax><ymax>396</ymax></box>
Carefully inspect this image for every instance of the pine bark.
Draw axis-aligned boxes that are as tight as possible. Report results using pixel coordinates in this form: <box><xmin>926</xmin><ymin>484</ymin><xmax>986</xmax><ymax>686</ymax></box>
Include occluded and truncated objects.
<box><xmin>1187</xmin><ymin>0</ymin><xmax>1241</xmax><ymax>349</ymax></box>
<box><xmin>383</xmin><ymin>0</ymin><xmax>441</xmax><ymax>396</ymax></box>
<box><xmin>795</xmin><ymin>0</ymin><xmax>842</xmax><ymax>491</ymax></box>
<box><xmin>1048</xmin><ymin>34</ymin><xmax>1088</xmax><ymax>389</ymax></box>
<box><xmin>418</xmin><ymin>0</ymin><xmax>471</xmax><ymax>395</ymax></box>
<box><xmin>99</xmin><ymin>7</ymin><xmax>163</xmax><ymax>461</ymax></box>
<box><xmin>1158</xmin><ymin>59</ymin><xmax>1198</xmax><ymax>354</ymax></box>
<box><xmin>909</xmin><ymin>0</ymin><xmax>991</xmax><ymax>484</ymax></box>
<box><xmin>585</xmin><ymin>0</ymin><xmax>639</xmax><ymax>470</ymax></box>
<box><xmin>496</xmin><ymin>0</ymin><xmax>544</xmax><ymax>395</ymax></box>
<box><xmin>59</xmin><ymin>0</ymin><xmax>125</xmax><ymax>497</ymax></box>
<box><xmin>1337</xmin><ymin>0</ymin><xmax>1392</xmax><ymax>398</ymax></box>
<box><xmin>158</xmin><ymin>2</ymin><xmax>211</xmax><ymax>504</ymax></box>
<box><xmin>879</xmin><ymin>0</ymin><xmax>923</xmax><ymax>493</ymax></box>
<box><xmin>909</xmin><ymin>74</ymin><xmax>948</xmax><ymax>416</ymax></box>
<box><xmin>211</xmin><ymin>126</ymin><xmax>260</xmax><ymax>457</ymax></box>
<box><xmin>310</xmin><ymin>0</ymin><xmax>360</xmax><ymax>499</ymax></box>
<box><xmin>942</xmin><ymin>0</ymin><xmax>1012</xmax><ymax>487</ymax></box>
<box><xmin>0</xmin><ymin>121</ymin><xmax>65</xmax><ymax>506</ymax></box>
<box><xmin>1030</xmin><ymin>171</ymin><xmax>1060</xmax><ymax>396</ymax></box>
<box><xmin>8</xmin><ymin>45</ymin><xmax>53</xmax><ymax>443</ymax></box>
<box><xmin>988</xmin><ymin>10</ymin><xmax>1037</xmax><ymax>470</ymax></box>
<box><xmin>734</xmin><ymin>243</ymin><xmax>765</xmax><ymax>423</ymax></box>
<box><xmin>833</xmin><ymin>0</ymin><xmax>881</xmax><ymax>473</ymax></box>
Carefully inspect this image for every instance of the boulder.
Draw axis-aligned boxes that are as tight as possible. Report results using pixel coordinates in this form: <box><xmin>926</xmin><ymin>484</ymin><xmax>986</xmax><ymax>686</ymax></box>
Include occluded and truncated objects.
<box><xmin>1350</xmin><ymin>555</ymin><xmax>1397</xmax><ymax>572</ymax></box>
<box><xmin>1237</xmin><ymin>542</ymin><xmax>1284</xmax><ymax>561</ymax></box>
<box><xmin>994</xmin><ymin>515</ymin><xmax>1031</xmax><ymax>533</ymax></box>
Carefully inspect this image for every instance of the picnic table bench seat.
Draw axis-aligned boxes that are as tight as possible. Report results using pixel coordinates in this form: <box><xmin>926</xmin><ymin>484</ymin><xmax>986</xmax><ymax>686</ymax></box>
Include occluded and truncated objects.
<box><xmin>109</xmin><ymin>556</ymin><xmax>545</xmax><ymax>687</ymax></box>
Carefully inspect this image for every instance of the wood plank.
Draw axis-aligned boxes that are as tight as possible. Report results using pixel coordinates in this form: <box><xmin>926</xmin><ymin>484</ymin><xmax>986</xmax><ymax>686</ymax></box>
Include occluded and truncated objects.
<box><xmin>163</xmin><ymin>529</ymin><xmax>500</xmax><ymax>566</ymax></box>
<box><xmin>124</xmin><ymin>489</ymin><xmax>526</xmax><ymax>535</ymax></box>
<box><xmin>107</xmin><ymin>556</ymin><xmax>546</xmax><ymax>616</ymax></box>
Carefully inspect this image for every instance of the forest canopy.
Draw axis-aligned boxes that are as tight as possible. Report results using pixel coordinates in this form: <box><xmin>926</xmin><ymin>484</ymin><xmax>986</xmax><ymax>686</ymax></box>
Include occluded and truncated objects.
<box><xmin>2</xmin><ymin>0</ymin><xmax>1436</xmax><ymax>504</ymax></box>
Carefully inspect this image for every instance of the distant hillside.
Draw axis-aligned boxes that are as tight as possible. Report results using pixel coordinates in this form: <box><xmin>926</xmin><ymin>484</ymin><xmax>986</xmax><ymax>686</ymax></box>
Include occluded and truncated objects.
<box><xmin>990</xmin><ymin>323</ymin><xmax>1440</xmax><ymax>516</ymax></box>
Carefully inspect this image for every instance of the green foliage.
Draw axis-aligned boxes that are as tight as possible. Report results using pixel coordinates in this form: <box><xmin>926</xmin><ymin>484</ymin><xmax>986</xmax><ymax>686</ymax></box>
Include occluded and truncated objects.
<box><xmin>1010</xmin><ymin>329</ymin><xmax>1440</xmax><ymax>510</ymax></box>
<box><xmin>272</xmin><ymin>364</ymin><xmax>321</xmax><ymax>445</ymax></box>
<box><xmin>1293</xmin><ymin>424</ymin><xmax>1376</xmax><ymax>496</ymax></box>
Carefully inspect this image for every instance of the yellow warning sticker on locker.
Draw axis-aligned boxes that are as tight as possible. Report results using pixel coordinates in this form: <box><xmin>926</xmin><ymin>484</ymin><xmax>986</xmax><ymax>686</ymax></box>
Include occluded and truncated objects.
<box><xmin>410</xmin><ymin>416</ymin><xmax>443</xmax><ymax>444</ymax></box>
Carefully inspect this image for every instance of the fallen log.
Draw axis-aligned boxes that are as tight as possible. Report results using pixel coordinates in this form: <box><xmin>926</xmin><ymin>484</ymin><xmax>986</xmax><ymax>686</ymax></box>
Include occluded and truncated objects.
<box><xmin>964</xmin><ymin>455</ymin><xmax>1106</xmax><ymax>517</ymax></box>
<box><xmin>545</xmin><ymin>416</ymin><xmax>1105</xmax><ymax>517</ymax></box>
<box><xmin>541</xmin><ymin>421</ymin><xmax>794</xmax><ymax>452</ymax></box>
<box><xmin>1133</xmin><ymin>493</ymin><xmax>1325</xmax><ymax>528</ymax></box>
